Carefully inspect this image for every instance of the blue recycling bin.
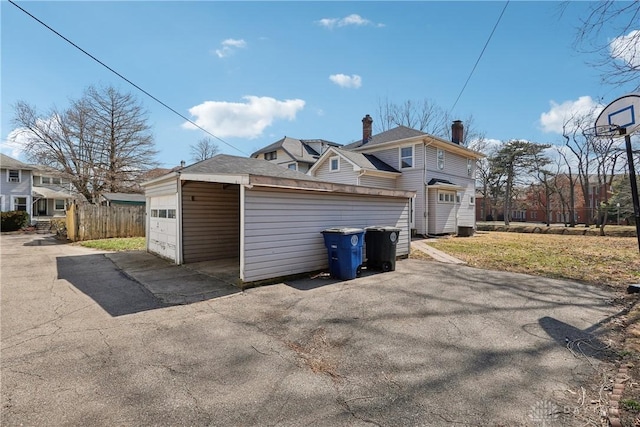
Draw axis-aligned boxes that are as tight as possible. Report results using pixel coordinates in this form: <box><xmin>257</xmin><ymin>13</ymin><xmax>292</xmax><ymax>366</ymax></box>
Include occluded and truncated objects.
<box><xmin>321</xmin><ymin>228</ymin><xmax>365</xmax><ymax>280</ymax></box>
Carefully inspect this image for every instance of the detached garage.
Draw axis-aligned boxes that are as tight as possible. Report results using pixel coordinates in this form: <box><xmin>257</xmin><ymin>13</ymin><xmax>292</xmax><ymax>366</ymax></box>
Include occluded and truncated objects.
<box><xmin>142</xmin><ymin>155</ymin><xmax>414</xmax><ymax>283</ymax></box>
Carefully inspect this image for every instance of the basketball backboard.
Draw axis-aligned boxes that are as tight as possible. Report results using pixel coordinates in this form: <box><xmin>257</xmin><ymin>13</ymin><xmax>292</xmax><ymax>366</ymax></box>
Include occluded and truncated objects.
<box><xmin>594</xmin><ymin>93</ymin><xmax>640</xmax><ymax>137</ymax></box>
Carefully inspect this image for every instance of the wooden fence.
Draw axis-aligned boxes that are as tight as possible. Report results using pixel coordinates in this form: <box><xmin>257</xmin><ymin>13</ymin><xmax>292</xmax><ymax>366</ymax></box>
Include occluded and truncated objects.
<box><xmin>66</xmin><ymin>203</ymin><xmax>145</xmax><ymax>241</ymax></box>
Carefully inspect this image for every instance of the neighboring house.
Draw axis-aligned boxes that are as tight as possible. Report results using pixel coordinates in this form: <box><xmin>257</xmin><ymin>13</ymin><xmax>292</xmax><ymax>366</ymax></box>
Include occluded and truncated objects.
<box><xmin>0</xmin><ymin>153</ymin><xmax>34</xmax><ymax>218</ymax></box>
<box><xmin>142</xmin><ymin>154</ymin><xmax>414</xmax><ymax>283</ymax></box>
<box><xmin>32</xmin><ymin>165</ymin><xmax>77</xmax><ymax>219</ymax></box>
<box><xmin>309</xmin><ymin>115</ymin><xmax>484</xmax><ymax>236</ymax></box>
<box><xmin>100</xmin><ymin>193</ymin><xmax>146</xmax><ymax>206</ymax></box>
<box><xmin>250</xmin><ymin>137</ymin><xmax>341</xmax><ymax>173</ymax></box>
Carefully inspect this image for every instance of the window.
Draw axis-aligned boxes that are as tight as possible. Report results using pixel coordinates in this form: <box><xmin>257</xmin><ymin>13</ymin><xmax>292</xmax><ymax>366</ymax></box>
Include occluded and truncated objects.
<box><xmin>288</xmin><ymin>164</ymin><xmax>297</xmax><ymax>171</ymax></box>
<box><xmin>151</xmin><ymin>209</ymin><xmax>158</xmax><ymax>217</ymax></box>
<box><xmin>13</xmin><ymin>197</ymin><xmax>27</xmax><ymax>211</ymax></box>
<box><xmin>41</xmin><ymin>176</ymin><xmax>51</xmax><ymax>184</ymax></box>
<box><xmin>8</xmin><ymin>170</ymin><xmax>20</xmax><ymax>183</ymax></box>
<box><xmin>52</xmin><ymin>177</ymin><xmax>61</xmax><ymax>185</ymax></box>
<box><xmin>437</xmin><ymin>149</ymin><xmax>445</xmax><ymax>170</ymax></box>
<box><xmin>467</xmin><ymin>159</ymin><xmax>473</xmax><ymax>177</ymax></box>
<box><xmin>167</xmin><ymin>209</ymin><xmax>176</xmax><ymax>219</ymax></box>
<box><xmin>330</xmin><ymin>156</ymin><xmax>339</xmax><ymax>172</ymax></box>
<box><xmin>438</xmin><ymin>191</ymin><xmax>455</xmax><ymax>203</ymax></box>
<box><xmin>400</xmin><ymin>146</ymin><xmax>414</xmax><ymax>169</ymax></box>
<box><xmin>54</xmin><ymin>199</ymin><xmax>65</xmax><ymax>210</ymax></box>
<box><xmin>264</xmin><ymin>151</ymin><xmax>277</xmax><ymax>160</ymax></box>
<box><xmin>456</xmin><ymin>194</ymin><xmax>461</xmax><ymax>203</ymax></box>
<box><xmin>469</xmin><ymin>196</ymin><xmax>475</xmax><ymax>205</ymax></box>
<box><xmin>159</xmin><ymin>209</ymin><xmax>167</xmax><ymax>218</ymax></box>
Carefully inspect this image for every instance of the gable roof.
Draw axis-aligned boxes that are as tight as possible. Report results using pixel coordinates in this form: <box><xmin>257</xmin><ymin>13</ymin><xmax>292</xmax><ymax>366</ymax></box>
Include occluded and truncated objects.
<box><xmin>309</xmin><ymin>147</ymin><xmax>400</xmax><ymax>175</ymax></box>
<box><xmin>0</xmin><ymin>153</ymin><xmax>33</xmax><ymax>170</ymax></box>
<box><xmin>251</xmin><ymin>137</ymin><xmax>341</xmax><ymax>164</ymax></box>
<box><xmin>180</xmin><ymin>154</ymin><xmax>322</xmax><ymax>182</ymax></box>
<box><xmin>102</xmin><ymin>193</ymin><xmax>146</xmax><ymax>203</ymax></box>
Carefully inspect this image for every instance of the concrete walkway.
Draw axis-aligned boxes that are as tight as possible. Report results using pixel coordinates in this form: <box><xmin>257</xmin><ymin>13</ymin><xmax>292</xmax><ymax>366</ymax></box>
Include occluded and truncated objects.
<box><xmin>411</xmin><ymin>237</ymin><xmax>466</xmax><ymax>264</ymax></box>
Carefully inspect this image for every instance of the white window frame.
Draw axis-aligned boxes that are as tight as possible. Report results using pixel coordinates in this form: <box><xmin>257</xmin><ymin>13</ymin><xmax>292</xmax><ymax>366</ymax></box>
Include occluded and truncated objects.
<box><xmin>399</xmin><ymin>145</ymin><xmax>414</xmax><ymax>169</ymax></box>
<box><xmin>287</xmin><ymin>163</ymin><xmax>297</xmax><ymax>171</ymax></box>
<box><xmin>437</xmin><ymin>149</ymin><xmax>445</xmax><ymax>170</ymax></box>
<box><xmin>469</xmin><ymin>196</ymin><xmax>475</xmax><ymax>205</ymax></box>
<box><xmin>41</xmin><ymin>176</ymin><xmax>51</xmax><ymax>184</ymax></box>
<box><xmin>7</xmin><ymin>169</ymin><xmax>21</xmax><ymax>183</ymax></box>
<box><xmin>12</xmin><ymin>195</ymin><xmax>29</xmax><ymax>212</ymax></box>
<box><xmin>54</xmin><ymin>199</ymin><xmax>65</xmax><ymax>211</ymax></box>
<box><xmin>438</xmin><ymin>191</ymin><xmax>456</xmax><ymax>204</ymax></box>
<box><xmin>467</xmin><ymin>159</ymin><xmax>473</xmax><ymax>177</ymax></box>
<box><xmin>329</xmin><ymin>156</ymin><xmax>340</xmax><ymax>172</ymax></box>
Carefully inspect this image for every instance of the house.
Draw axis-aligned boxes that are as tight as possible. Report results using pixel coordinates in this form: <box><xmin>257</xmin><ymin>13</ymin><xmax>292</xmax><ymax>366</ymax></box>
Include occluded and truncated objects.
<box><xmin>1</xmin><ymin>153</ymin><xmax>34</xmax><ymax>218</ymax></box>
<box><xmin>309</xmin><ymin>115</ymin><xmax>484</xmax><ymax>236</ymax></box>
<box><xmin>142</xmin><ymin>154</ymin><xmax>414</xmax><ymax>283</ymax></box>
<box><xmin>250</xmin><ymin>136</ymin><xmax>341</xmax><ymax>173</ymax></box>
<box><xmin>31</xmin><ymin>165</ymin><xmax>77</xmax><ymax>219</ymax></box>
<box><xmin>100</xmin><ymin>193</ymin><xmax>146</xmax><ymax>206</ymax></box>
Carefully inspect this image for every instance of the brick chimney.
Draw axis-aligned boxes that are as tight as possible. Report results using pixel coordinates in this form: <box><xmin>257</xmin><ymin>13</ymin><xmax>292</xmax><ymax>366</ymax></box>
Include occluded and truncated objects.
<box><xmin>451</xmin><ymin>120</ymin><xmax>463</xmax><ymax>144</ymax></box>
<box><xmin>362</xmin><ymin>114</ymin><xmax>373</xmax><ymax>144</ymax></box>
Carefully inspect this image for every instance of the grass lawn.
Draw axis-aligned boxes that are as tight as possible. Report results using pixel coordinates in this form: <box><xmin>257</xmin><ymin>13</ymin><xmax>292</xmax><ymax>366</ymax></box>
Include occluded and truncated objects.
<box><xmin>78</xmin><ymin>237</ymin><xmax>145</xmax><ymax>252</ymax></box>
<box><xmin>417</xmin><ymin>231</ymin><xmax>640</xmax><ymax>289</ymax></box>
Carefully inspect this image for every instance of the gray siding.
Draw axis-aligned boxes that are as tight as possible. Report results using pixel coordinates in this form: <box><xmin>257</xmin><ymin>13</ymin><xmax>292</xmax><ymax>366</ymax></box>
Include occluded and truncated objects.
<box><xmin>242</xmin><ymin>187</ymin><xmax>410</xmax><ymax>282</ymax></box>
<box><xmin>145</xmin><ymin>179</ymin><xmax>178</xmax><ymax>198</ymax></box>
<box><xmin>0</xmin><ymin>168</ymin><xmax>33</xmax><ymax>215</ymax></box>
<box><xmin>182</xmin><ymin>182</ymin><xmax>240</xmax><ymax>263</ymax></box>
<box><xmin>313</xmin><ymin>156</ymin><xmax>359</xmax><ymax>185</ymax></box>
<box><xmin>359</xmin><ymin>175</ymin><xmax>397</xmax><ymax>189</ymax></box>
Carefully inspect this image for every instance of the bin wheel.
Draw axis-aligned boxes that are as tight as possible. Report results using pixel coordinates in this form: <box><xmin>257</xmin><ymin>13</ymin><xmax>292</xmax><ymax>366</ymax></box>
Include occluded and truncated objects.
<box><xmin>356</xmin><ymin>265</ymin><xmax>362</xmax><ymax>278</ymax></box>
<box><xmin>382</xmin><ymin>262</ymin><xmax>392</xmax><ymax>272</ymax></box>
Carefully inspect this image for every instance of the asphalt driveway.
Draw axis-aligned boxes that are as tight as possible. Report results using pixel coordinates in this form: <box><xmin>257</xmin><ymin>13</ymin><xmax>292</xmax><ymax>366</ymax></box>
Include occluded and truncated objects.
<box><xmin>1</xmin><ymin>233</ymin><xmax>620</xmax><ymax>426</ymax></box>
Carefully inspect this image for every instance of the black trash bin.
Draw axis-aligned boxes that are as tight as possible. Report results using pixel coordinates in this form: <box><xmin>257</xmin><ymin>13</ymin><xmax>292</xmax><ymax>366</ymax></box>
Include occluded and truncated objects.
<box><xmin>365</xmin><ymin>226</ymin><xmax>401</xmax><ymax>272</ymax></box>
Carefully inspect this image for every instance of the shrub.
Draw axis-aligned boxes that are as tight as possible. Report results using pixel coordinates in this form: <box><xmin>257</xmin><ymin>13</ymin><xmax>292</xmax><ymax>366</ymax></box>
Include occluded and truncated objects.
<box><xmin>1</xmin><ymin>211</ymin><xmax>30</xmax><ymax>231</ymax></box>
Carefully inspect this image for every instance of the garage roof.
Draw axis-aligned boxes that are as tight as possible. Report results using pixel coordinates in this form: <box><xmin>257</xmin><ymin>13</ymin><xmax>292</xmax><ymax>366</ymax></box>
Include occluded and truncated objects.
<box><xmin>143</xmin><ymin>154</ymin><xmax>415</xmax><ymax>199</ymax></box>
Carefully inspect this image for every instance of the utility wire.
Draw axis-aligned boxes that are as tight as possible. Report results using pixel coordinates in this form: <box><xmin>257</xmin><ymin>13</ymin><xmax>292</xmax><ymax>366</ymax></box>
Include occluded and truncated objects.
<box><xmin>8</xmin><ymin>0</ymin><xmax>249</xmax><ymax>157</ymax></box>
<box><xmin>450</xmin><ymin>1</ymin><xmax>509</xmax><ymax>114</ymax></box>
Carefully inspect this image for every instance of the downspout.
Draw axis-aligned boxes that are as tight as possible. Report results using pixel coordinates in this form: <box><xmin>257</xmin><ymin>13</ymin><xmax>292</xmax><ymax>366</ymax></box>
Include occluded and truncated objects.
<box><xmin>423</xmin><ymin>139</ymin><xmax>433</xmax><ymax>236</ymax></box>
<box><xmin>176</xmin><ymin>172</ymin><xmax>183</xmax><ymax>264</ymax></box>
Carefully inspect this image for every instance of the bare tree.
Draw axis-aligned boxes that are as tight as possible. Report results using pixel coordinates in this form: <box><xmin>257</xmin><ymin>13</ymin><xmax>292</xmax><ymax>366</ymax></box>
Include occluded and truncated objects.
<box><xmin>375</xmin><ymin>97</ymin><xmax>484</xmax><ymax>146</ymax></box>
<box><xmin>190</xmin><ymin>137</ymin><xmax>219</xmax><ymax>162</ymax></box>
<box><xmin>567</xmin><ymin>1</ymin><xmax>640</xmax><ymax>90</ymax></box>
<box><xmin>11</xmin><ymin>85</ymin><xmax>157</xmax><ymax>202</ymax></box>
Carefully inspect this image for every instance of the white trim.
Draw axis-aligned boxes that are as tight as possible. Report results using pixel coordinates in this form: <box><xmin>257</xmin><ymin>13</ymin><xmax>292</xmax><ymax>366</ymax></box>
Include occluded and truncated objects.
<box><xmin>179</xmin><ymin>173</ymin><xmax>250</xmax><ymax>185</ymax></box>
<box><xmin>176</xmin><ymin>179</ymin><xmax>183</xmax><ymax>264</ymax></box>
<box><xmin>329</xmin><ymin>156</ymin><xmax>340</xmax><ymax>172</ymax></box>
<box><xmin>7</xmin><ymin>169</ymin><xmax>21</xmax><ymax>183</ymax></box>
<box><xmin>54</xmin><ymin>199</ymin><xmax>65</xmax><ymax>211</ymax></box>
<box><xmin>437</xmin><ymin>148</ymin><xmax>445</xmax><ymax>170</ymax></box>
<box><xmin>11</xmin><ymin>194</ymin><xmax>30</xmax><ymax>212</ymax></box>
<box><xmin>399</xmin><ymin>145</ymin><xmax>415</xmax><ymax>170</ymax></box>
<box><xmin>240</xmin><ymin>184</ymin><xmax>246</xmax><ymax>282</ymax></box>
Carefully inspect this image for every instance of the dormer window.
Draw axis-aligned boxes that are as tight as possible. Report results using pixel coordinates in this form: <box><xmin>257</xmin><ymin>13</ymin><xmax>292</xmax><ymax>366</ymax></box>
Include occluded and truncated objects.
<box><xmin>264</xmin><ymin>151</ymin><xmax>277</xmax><ymax>160</ymax></box>
<box><xmin>330</xmin><ymin>156</ymin><xmax>339</xmax><ymax>172</ymax></box>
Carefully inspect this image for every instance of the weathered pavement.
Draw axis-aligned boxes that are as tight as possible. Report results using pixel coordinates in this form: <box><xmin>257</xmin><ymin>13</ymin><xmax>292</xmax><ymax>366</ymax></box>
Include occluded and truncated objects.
<box><xmin>1</xmin><ymin>233</ymin><xmax>621</xmax><ymax>426</ymax></box>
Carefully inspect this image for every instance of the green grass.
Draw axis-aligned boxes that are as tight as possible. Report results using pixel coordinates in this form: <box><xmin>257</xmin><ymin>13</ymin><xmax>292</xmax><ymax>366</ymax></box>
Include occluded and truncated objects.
<box><xmin>415</xmin><ymin>231</ymin><xmax>640</xmax><ymax>289</ymax></box>
<box><xmin>78</xmin><ymin>237</ymin><xmax>145</xmax><ymax>251</ymax></box>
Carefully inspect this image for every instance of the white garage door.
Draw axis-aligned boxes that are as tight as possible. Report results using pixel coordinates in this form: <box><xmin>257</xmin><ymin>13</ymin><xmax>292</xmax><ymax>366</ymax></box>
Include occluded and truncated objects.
<box><xmin>148</xmin><ymin>194</ymin><xmax>178</xmax><ymax>262</ymax></box>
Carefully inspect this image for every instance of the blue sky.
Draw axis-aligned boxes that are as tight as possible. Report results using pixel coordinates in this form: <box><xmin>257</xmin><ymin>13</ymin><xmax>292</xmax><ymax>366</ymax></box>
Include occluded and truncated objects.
<box><xmin>2</xmin><ymin>1</ymin><xmax>637</xmax><ymax>168</ymax></box>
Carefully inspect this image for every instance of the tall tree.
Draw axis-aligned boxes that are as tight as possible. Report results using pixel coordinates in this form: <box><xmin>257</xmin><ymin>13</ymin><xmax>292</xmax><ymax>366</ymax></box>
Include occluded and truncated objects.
<box><xmin>11</xmin><ymin>85</ymin><xmax>157</xmax><ymax>202</ymax></box>
<box><xmin>189</xmin><ymin>137</ymin><xmax>219</xmax><ymax>162</ymax></box>
<box><xmin>489</xmin><ymin>140</ymin><xmax>551</xmax><ymax>226</ymax></box>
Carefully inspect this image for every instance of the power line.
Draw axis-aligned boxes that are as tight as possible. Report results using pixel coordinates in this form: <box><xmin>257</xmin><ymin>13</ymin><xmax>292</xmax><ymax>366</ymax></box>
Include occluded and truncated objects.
<box><xmin>7</xmin><ymin>0</ymin><xmax>249</xmax><ymax>157</ymax></box>
<box><xmin>450</xmin><ymin>1</ymin><xmax>510</xmax><ymax>114</ymax></box>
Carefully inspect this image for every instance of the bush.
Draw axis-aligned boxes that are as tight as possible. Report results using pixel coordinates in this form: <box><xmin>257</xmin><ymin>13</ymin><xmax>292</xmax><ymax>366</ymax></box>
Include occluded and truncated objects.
<box><xmin>1</xmin><ymin>211</ymin><xmax>30</xmax><ymax>231</ymax></box>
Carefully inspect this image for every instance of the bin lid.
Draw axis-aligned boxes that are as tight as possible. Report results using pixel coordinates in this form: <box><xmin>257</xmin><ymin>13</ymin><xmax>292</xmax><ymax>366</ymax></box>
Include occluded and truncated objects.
<box><xmin>365</xmin><ymin>226</ymin><xmax>401</xmax><ymax>232</ymax></box>
<box><xmin>321</xmin><ymin>227</ymin><xmax>364</xmax><ymax>235</ymax></box>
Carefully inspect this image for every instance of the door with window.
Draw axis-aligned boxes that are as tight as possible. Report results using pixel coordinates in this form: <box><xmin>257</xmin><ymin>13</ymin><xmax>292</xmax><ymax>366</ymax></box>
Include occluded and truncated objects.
<box><xmin>36</xmin><ymin>199</ymin><xmax>47</xmax><ymax>216</ymax></box>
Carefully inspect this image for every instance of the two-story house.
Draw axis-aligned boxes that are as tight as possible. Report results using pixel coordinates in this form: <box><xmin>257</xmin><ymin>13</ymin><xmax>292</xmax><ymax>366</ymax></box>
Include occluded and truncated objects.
<box><xmin>1</xmin><ymin>153</ymin><xmax>34</xmax><ymax>218</ymax></box>
<box><xmin>250</xmin><ymin>136</ymin><xmax>341</xmax><ymax>173</ymax></box>
<box><xmin>309</xmin><ymin>115</ymin><xmax>484</xmax><ymax>236</ymax></box>
<box><xmin>31</xmin><ymin>165</ymin><xmax>77</xmax><ymax>219</ymax></box>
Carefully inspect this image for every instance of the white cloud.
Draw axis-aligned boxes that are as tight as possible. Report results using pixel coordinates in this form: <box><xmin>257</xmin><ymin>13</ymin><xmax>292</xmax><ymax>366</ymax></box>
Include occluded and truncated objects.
<box><xmin>329</xmin><ymin>73</ymin><xmax>362</xmax><ymax>89</ymax></box>
<box><xmin>539</xmin><ymin>96</ymin><xmax>601</xmax><ymax>134</ymax></box>
<box><xmin>214</xmin><ymin>38</ymin><xmax>247</xmax><ymax>58</ymax></box>
<box><xmin>2</xmin><ymin>129</ymin><xmax>30</xmax><ymax>158</ymax></box>
<box><xmin>316</xmin><ymin>14</ymin><xmax>384</xmax><ymax>29</ymax></box>
<box><xmin>609</xmin><ymin>30</ymin><xmax>640</xmax><ymax>67</ymax></box>
<box><xmin>182</xmin><ymin>96</ymin><xmax>305</xmax><ymax>139</ymax></box>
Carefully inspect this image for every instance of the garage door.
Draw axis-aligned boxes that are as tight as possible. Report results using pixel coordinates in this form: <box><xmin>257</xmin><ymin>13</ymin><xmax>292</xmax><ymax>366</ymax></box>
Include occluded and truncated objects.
<box><xmin>148</xmin><ymin>194</ymin><xmax>178</xmax><ymax>262</ymax></box>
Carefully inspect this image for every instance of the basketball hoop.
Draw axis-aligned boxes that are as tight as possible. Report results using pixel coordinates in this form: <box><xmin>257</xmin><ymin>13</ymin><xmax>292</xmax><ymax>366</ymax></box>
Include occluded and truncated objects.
<box><xmin>596</xmin><ymin>93</ymin><xmax>640</xmax><ymax>253</ymax></box>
